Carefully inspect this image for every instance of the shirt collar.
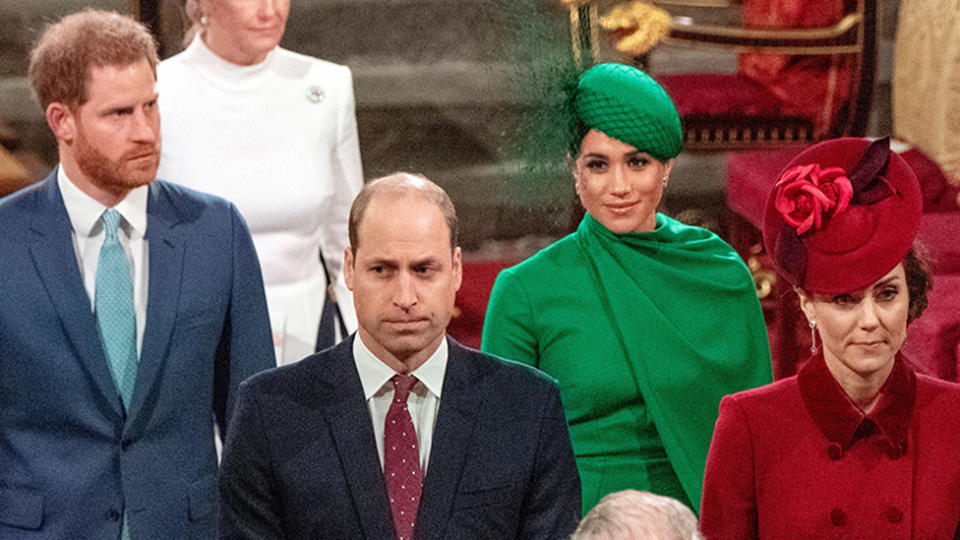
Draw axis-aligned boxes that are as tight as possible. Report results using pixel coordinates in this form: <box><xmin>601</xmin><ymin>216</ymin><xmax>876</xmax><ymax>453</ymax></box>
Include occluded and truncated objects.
<box><xmin>798</xmin><ymin>351</ymin><xmax>916</xmax><ymax>452</ymax></box>
<box><xmin>353</xmin><ymin>334</ymin><xmax>447</xmax><ymax>401</ymax></box>
<box><xmin>58</xmin><ymin>165</ymin><xmax>149</xmax><ymax>237</ymax></box>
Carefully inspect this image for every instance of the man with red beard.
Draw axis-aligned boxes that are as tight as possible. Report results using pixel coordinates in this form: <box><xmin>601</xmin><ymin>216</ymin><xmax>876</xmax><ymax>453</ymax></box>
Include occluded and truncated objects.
<box><xmin>0</xmin><ymin>10</ymin><xmax>274</xmax><ymax>539</ymax></box>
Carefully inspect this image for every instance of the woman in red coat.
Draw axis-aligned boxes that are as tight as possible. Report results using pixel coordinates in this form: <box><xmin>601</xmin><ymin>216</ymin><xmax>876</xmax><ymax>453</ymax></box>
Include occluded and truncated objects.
<box><xmin>700</xmin><ymin>137</ymin><xmax>960</xmax><ymax>538</ymax></box>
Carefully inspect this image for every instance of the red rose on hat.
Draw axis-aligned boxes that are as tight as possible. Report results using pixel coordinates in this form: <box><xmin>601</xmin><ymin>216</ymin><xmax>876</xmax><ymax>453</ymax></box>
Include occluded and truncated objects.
<box><xmin>774</xmin><ymin>163</ymin><xmax>853</xmax><ymax>235</ymax></box>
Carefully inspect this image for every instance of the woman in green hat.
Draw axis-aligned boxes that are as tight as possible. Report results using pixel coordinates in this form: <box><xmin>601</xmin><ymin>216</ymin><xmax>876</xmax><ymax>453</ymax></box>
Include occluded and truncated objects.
<box><xmin>481</xmin><ymin>62</ymin><xmax>772</xmax><ymax>514</ymax></box>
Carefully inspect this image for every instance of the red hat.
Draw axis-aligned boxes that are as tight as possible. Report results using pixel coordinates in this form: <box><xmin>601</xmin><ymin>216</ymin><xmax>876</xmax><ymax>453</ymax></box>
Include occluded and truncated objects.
<box><xmin>762</xmin><ymin>137</ymin><xmax>922</xmax><ymax>294</ymax></box>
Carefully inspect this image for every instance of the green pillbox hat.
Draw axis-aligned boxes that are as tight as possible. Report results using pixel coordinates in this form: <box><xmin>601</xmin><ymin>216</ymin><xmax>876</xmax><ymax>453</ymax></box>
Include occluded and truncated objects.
<box><xmin>574</xmin><ymin>62</ymin><xmax>683</xmax><ymax>162</ymax></box>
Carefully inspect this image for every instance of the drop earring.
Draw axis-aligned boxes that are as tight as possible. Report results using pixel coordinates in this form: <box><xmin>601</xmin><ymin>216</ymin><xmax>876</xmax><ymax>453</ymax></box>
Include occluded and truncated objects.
<box><xmin>661</xmin><ymin>175</ymin><xmax>668</xmax><ymax>186</ymax></box>
<box><xmin>809</xmin><ymin>320</ymin><xmax>818</xmax><ymax>354</ymax></box>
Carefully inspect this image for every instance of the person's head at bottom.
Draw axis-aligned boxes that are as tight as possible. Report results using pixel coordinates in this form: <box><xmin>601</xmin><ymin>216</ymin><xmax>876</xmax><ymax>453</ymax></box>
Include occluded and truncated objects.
<box><xmin>572</xmin><ymin>489</ymin><xmax>702</xmax><ymax>540</ymax></box>
<box><xmin>763</xmin><ymin>137</ymin><xmax>929</xmax><ymax>411</ymax></box>
<box><xmin>344</xmin><ymin>172</ymin><xmax>462</xmax><ymax>374</ymax></box>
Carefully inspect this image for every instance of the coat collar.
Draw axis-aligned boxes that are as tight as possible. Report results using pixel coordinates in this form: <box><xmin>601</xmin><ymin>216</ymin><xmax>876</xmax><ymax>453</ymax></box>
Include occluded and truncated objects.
<box><xmin>414</xmin><ymin>337</ymin><xmax>487</xmax><ymax>540</ymax></box>
<box><xmin>317</xmin><ymin>336</ymin><xmax>397</xmax><ymax>539</ymax></box>
<box><xmin>798</xmin><ymin>352</ymin><xmax>916</xmax><ymax>453</ymax></box>
<box><xmin>28</xmin><ymin>171</ymin><xmax>125</xmax><ymax>418</ymax></box>
<box><xmin>125</xmin><ymin>181</ymin><xmax>189</xmax><ymax>425</ymax></box>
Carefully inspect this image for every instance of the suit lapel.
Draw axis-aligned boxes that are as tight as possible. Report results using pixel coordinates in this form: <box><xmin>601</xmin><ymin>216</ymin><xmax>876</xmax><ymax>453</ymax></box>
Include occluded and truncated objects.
<box><xmin>322</xmin><ymin>339</ymin><xmax>396</xmax><ymax>539</ymax></box>
<box><xmin>126</xmin><ymin>183</ymin><xmax>186</xmax><ymax>423</ymax></box>
<box><xmin>28</xmin><ymin>174</ymin><xmax>124</xmax><ymax>418</ymax></box>
<box><xmin>415</xmin><ymin>339</ymin><xmax>484</xmax><ymax>540</ymax></box>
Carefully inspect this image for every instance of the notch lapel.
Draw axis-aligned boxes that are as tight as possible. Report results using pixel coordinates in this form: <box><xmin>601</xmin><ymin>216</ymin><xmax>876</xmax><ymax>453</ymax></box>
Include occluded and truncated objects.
<box><xmin>28</xmin><ymin>176</ymin><xmax>123</xmax><ymax>418</ymax></box>
<box><xmin>322</xmin><ymin>341</ymin><xmax>396</xmax><ymax>539</ymax></box>
<box><xmin>415</xmin><ymin>339</ymin><xmax>484</xmax><ymax>540</ymax></box>
<box><xmin>125</xmin><ymin>184</ymin><xmax>185</xmax><ymax>423</ymax></box>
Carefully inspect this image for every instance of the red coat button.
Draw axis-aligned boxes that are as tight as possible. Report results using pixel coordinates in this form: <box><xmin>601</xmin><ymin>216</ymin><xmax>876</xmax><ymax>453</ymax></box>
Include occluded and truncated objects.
<box><xmin>887</xmin><ymin>442</ymin><xmax>905</xmax><ymax>460</ymax></box>
<box><xmin>827</xmin><ymin>442</ymin><xmax>843</xmax><ymax>460</ymax></box>
<box><xmin>830</xmin><ymin>508</ymin><xmax>847</xmax><ymax>526</ymax></box>
<box><xmin>884</xmin><ymin>506</ymin><xmax>903</xmax><ymax>523</ymax></box>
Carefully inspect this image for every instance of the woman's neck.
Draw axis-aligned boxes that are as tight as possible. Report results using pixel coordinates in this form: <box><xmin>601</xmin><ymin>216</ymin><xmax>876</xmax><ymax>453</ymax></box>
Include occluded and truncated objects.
<box><xmin>823</xmin><ymin>352</ymin><xmax>895</xmax><ymax>414</ymax></box>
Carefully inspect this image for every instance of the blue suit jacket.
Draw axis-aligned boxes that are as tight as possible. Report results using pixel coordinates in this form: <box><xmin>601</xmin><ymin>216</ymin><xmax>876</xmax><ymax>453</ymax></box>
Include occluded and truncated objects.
<box><xmin>219</xmin><ymin>336</ymin><xmax>582</xmax><ymax>539</ymax></box>
<box><xmin>0</xmin><ymin>172</ymin><xmax>275</xmax><ymax>538</ymax></box>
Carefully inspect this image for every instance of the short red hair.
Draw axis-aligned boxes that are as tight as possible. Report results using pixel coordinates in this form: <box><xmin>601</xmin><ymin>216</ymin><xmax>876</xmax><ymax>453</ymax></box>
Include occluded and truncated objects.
<box><xmin>28</xmin><ymin>9</ymin><xmax>159</xmax><ymax>109</ymax></box>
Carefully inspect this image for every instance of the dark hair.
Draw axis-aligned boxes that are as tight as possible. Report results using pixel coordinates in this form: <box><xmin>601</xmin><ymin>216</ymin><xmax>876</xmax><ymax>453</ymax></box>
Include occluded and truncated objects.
<box><xmin>567</xmin><ymin>120</ymin><xmax>591</xmax><ymax>158</ymax></box>
<box><xmin>28</xmin><ymin>9</ymin><xmax>159</xmax><ymax>109</ymax></box>
<box><xmin>348</xmin><ymin>173</ymin><xmax>459</xmax><ymax>255</ymax></box>
<box><xmin>904</xmin><ymin>244</ymin><xmax>932</xmax><ymax>323</ymax></box>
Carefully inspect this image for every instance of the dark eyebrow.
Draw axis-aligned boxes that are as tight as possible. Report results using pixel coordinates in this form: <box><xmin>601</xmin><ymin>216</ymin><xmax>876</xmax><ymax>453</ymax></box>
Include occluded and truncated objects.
<box><xmin>581</xmin><ymin>153</ymin><xmax>608</xmax><ymax>160</ymax></box>
<box><xmin>874</xmin><ymin>275</ymin><xmax>903</xmax><ymax>288</ymax></box>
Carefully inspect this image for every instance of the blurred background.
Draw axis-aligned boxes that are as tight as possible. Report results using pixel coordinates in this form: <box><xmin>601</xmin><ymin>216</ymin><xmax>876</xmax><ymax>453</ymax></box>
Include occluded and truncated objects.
<box><xmin>7</xmin><ymin>0</ymin><xmax>960</xmax><ymax>375</ymax></box>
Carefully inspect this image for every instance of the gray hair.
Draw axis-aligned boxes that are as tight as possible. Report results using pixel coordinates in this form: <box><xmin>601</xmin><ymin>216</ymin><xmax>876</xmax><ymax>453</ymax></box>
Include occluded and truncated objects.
<box><xmin>571</xmin><ymin>490</ymin><xmax>703</xmax><ymax>540</ymax></box>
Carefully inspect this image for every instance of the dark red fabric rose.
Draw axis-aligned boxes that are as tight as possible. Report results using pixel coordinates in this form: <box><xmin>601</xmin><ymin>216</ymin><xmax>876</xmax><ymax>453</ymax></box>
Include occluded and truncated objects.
<box><xmin>774</xmin><ymin>163</ymin><xmax>853</xmax><ymax>234</ymax></box>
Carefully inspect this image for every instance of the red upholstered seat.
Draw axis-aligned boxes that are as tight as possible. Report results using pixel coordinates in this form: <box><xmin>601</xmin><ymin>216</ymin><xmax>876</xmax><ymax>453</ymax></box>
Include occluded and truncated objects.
<box><xmin>903</xmin><ymin>274</ymin><xmax>960</xmax><ymax>381</ymax></box>
<box><xmin>917</xmin><ymin>213</ymin><xmax>960</xmax><ymax>275</ymax></box>
<box><xmin>447</xmin><ymin>260</ymin><xmax>517</xmax><ymax>349</ymax></box>
<box><xmin>658</xmin><ymin>73</ymin><xmax>802</xmax><ymax>118</ymax></box>
<box><xmin>651</xmin><ymin>0</ymin><xmax>876</xmax><ymax>151</ymax></box>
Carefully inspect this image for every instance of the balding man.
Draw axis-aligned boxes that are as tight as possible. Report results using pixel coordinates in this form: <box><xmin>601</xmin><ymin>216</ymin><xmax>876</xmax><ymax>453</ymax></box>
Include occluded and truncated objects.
<box><xmin>219</xmin><ymin>173</ymin><xmax>581</xmax><ymax>539</ymax></box>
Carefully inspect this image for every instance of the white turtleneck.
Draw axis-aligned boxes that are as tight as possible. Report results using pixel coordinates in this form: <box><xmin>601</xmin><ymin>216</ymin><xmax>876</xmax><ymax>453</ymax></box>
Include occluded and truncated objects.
<box><xmin>157</xmin><ymin>37</ymin><xmax>363</xmax><ymax>365</ymax></box>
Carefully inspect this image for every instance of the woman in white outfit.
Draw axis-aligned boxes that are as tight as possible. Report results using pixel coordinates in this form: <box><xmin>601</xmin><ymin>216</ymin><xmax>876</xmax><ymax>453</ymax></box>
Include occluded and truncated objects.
<box><xmin>157</xmin><ymin>0</ymin><xmax>363</xmax><ymax>364</ymax></box>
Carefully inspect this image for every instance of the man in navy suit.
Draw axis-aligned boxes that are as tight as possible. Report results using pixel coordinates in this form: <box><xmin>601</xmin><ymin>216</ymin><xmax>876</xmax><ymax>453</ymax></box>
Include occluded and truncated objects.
<box><xmin>219</xmin><ymin>173</ymin><xmax>581</xmax><ymax>539</ymax></box>
<box><xmin>0</xmin><ymin>10</ymin><xmax>274</xmax><ymax>539</ymax></box>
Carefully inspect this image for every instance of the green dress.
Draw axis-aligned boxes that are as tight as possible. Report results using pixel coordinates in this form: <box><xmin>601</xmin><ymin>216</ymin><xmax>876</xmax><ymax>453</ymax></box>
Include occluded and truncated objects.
<box><xmin>481</xmin><ymin>213</ymin><xmax>772</xmax><ymax>514</ymax></box>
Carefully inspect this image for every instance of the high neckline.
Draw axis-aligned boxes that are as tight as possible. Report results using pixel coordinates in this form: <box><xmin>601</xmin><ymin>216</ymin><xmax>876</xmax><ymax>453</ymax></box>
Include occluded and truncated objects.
<box><xmin>180</xmin><ymin>35</ymin><xmax>278</xmax><ymax>91</ymax></box>
<box><xmin>798</xmin><ymin>351</ymin><xmax>915</xmax><ymax>452</ymax></box>
<box><xmin>581</xmin><ymin>211</ymin><xmax>667</xmax><ymax>241</ymax></box>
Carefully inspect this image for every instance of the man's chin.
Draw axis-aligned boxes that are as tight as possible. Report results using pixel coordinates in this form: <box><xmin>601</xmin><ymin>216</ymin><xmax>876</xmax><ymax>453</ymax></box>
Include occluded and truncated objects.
<box><xmin>118</xmin><ymin>165</ymin><xmax>158</xmax><ymax>188</ymax></box>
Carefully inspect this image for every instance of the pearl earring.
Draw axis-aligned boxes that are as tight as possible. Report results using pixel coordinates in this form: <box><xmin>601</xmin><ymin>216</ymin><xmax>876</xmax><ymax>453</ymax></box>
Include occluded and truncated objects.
<box><xmin>201</xmin><ymin>15</ymin><xmax>208</xmax><ymax>25</ymax></box>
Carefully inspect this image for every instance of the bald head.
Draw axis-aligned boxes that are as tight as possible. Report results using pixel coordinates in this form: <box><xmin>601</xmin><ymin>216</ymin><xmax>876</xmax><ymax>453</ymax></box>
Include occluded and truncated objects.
<box><xmin>348</xmin><ymin>173</ymin><xmax>459</xmax><ymax>256</ymax></box>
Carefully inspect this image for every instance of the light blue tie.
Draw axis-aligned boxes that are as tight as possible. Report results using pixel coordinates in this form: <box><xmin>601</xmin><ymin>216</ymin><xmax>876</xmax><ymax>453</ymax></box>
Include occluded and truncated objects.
<box><xmin>95</xmin><ymin>208</ymin><xmax>138</xmax><ymax>410</ymax></box>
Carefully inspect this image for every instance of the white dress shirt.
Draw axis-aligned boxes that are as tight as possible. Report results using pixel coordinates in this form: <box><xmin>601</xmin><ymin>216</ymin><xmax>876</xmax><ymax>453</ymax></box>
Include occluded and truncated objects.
<box><xmin>353</xmin><ymin>335</ymin><xmax>448</xmax><ymax>474</ymax></box>
<box><xmin>58</xmin><ymin>167</ymin><xmax>149</xmax><ymax>356</ymax></box>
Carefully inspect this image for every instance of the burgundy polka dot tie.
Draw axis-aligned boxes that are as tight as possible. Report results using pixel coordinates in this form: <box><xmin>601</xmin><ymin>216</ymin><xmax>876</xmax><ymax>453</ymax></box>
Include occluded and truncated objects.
<box><xmin>385</xmin><ymin>374</ymin><xmax>422</xmax><ymax>540</ymax></box>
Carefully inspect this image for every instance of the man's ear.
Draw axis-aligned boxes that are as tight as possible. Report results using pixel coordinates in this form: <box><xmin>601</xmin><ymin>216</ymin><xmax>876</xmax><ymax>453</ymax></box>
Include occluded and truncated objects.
<box><xmin>343</xmin><ymin>247</ymin><xmax>355</xmax><ymax>291</ymax></box>
<box><xmin>452</xmin><ymin>246</ymin><xmax>462</xmax><ymax>293</ymax></box>
<box><xmin>46</xmin><ymin>102</ymin><xmax>76</xmax><ymax>143</ymax></box>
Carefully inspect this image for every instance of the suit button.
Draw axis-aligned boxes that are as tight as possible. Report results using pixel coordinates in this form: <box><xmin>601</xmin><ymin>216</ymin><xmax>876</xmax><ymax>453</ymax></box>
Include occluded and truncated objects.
<box><xmin>830</xmin><ymin>508</ymin><xmax>847</xmax><ymax>526</ymax></box>
<box><xmin>107</xmin><ymin>509</ymin><xmax>121</xmax><ymax>522</ymax></box>
<box><xmin>827</xmin><ymin>442</ymin><xmax>843</xmax><ymax>460</ymax></box>
<box><xmin>121</xmin><ymin>439</ymin><xmax>132</xmax><ymax>451</ymax></box>
<box><xmin>884</xmin><ymin>506</ymin><xmax>903</xmax><ymax>523</ymax></box>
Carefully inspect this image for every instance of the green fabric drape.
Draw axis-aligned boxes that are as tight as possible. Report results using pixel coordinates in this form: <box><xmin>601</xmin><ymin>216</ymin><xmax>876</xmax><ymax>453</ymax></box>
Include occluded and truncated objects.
<box><xmin>482</xmin><ymin>213</ymin><xmax>772</xmax><ymax>512</ymax></box>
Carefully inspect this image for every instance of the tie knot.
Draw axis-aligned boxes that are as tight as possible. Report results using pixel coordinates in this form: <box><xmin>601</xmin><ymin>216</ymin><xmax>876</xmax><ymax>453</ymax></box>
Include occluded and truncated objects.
<box><xmin>391</xmin><ymin>373</ymin><xmax>418</xmax><ymax>402</ymax></box>
<box><xmin>101</xmin><ymin>208</ymin><xmax>122</xmax><ymax>239</ymax></box>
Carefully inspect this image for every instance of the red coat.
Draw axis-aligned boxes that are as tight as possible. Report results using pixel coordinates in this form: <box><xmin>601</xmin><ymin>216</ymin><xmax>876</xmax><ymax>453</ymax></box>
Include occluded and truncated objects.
<box><xmin>700</xmin><ymin>353</ymin><xmax>960</xmax><ymax>539</ymax></box>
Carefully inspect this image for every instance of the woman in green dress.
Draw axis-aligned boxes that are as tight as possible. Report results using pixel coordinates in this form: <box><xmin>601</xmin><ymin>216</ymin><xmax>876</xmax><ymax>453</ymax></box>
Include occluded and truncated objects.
<box><xmin>481</xmin><ymin>62</ymin><xmax>772</xmax><ymax>514</ymax></box>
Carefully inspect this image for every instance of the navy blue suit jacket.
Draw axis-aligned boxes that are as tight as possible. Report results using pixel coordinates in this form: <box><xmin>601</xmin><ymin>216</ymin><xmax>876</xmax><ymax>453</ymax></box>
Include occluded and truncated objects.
<box><xmin>219</xmin><ymin>336</ymin><xmax>581</xmax><ymax>539</ymax></box>
<box><xmin>0</xmin><ymin>172</ymin><xmax>275</xmax><ymax>538</ymax></box>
